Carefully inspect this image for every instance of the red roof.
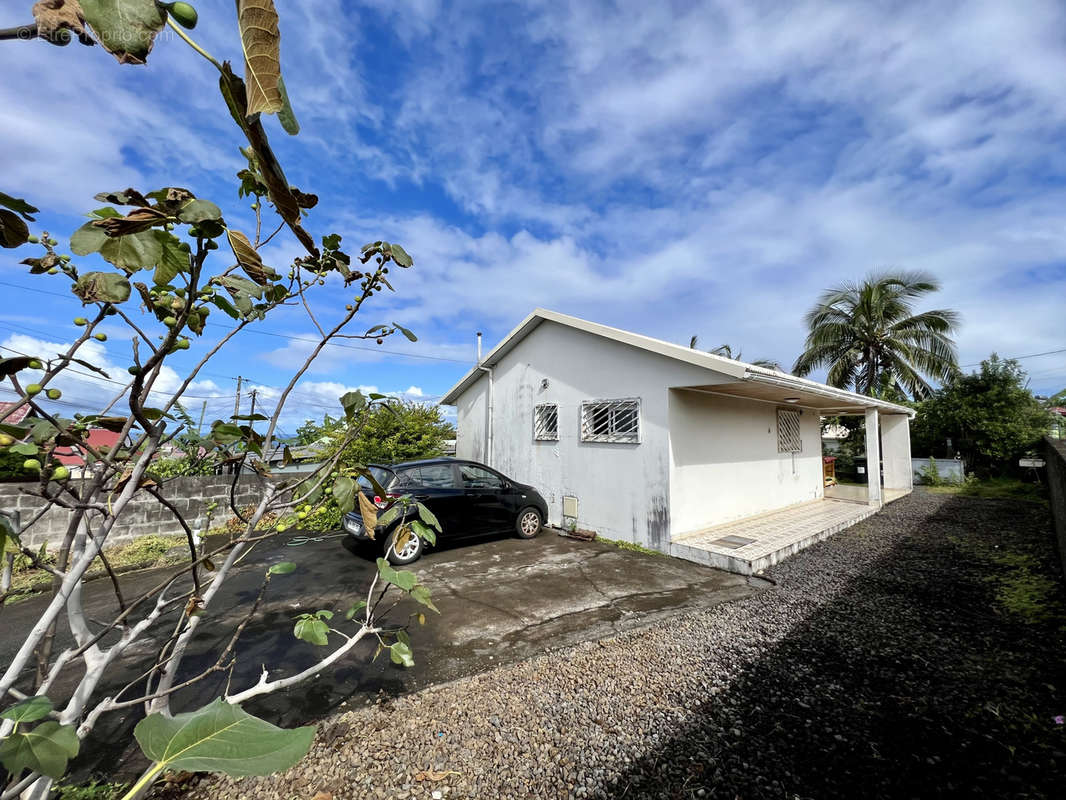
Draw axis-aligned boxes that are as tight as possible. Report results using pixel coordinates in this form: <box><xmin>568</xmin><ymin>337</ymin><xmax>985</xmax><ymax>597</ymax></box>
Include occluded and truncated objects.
<box><xmin>0</xmin><ymin>402</ymin><xmax>32</xmax><ymax>425</ymax></box>
<box><xmin>53</xmin><ymin>428</ymin><xmax>123</xmax><ymax>467</ymax></box>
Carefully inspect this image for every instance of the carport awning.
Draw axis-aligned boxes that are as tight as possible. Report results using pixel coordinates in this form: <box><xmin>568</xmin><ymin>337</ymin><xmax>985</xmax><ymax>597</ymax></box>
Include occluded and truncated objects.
<box><xmin>677</xmin><ymin>370</ymin><xmax>914</xmax><ymax>416</ymax></box>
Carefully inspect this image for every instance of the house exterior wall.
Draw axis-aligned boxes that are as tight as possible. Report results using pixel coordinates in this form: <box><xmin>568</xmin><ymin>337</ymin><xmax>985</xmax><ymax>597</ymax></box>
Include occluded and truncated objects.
<box><xmin>453</xmin><ymin>321</ymin><xmax>729</xmax><ymax>549</ymax></box>
<box><xmin>667</xmin><ymin>390</ymin><xmax>824</xmax><ymax>534</ymax></box>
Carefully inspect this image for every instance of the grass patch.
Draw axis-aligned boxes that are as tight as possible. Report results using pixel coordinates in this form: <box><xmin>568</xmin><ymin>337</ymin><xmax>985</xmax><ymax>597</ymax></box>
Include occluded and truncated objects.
<box><xmin>5</xmin><ymin>534</ymin><xmax>186</xmax><ymax>602</ymax></box>
<box><xmin>948</xmin><ymin>531</ymin><xmax>1066</xmax><ymax>628</ymax></box>
<box><xmin>926</xmin><ymin>477</ymin><xmax>1047</xmax><ymax>503</ymax></box>
<box><xmin>596</xmin><ymin>535</ymin><xmax>665</xmax><ymax>557</ymax></box>
<box><xmin>54</xmin><ymin>780</ymin><xmax>127</xmax><ymax>800</ymax></box>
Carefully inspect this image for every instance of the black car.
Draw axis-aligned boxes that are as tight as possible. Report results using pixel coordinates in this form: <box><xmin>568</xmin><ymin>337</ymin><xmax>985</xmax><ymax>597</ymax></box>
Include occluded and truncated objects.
<box><xmin>342</xmin><ymin>458</ymin><xmax>549</xmax><ymax>565</ymax></box>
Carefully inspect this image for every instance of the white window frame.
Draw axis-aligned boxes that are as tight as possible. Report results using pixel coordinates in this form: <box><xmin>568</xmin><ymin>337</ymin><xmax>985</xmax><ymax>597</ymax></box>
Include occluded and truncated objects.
<box><xmin>580</xmin><ymin>398</ymin><xmax>641</xmax><ymax>444</ymax></box>
<box><xmin>533</xmin><ymin>403</ymin><xmax>559</xmax><ymax>441</ymax></box>
<box><xmin>777</xmin><ymin>408</ymin><xmax>803</xmax><ymax>453</ymax></box>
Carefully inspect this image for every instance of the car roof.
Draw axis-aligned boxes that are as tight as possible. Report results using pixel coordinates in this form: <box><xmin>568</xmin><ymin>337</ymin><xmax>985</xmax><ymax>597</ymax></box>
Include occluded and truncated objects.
<box><xmin>375</xmin><ymin>457</ymin><xmax>461</xmax><ymax>470</ymax></box>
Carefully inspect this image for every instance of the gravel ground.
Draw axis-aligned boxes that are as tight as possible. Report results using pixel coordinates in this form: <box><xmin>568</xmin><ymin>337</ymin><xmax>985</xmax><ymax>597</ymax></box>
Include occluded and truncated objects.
<box><xmin>168</xmin><ymin>492</ymin><xmax>1066</xmax><ymax>799</ymax></box>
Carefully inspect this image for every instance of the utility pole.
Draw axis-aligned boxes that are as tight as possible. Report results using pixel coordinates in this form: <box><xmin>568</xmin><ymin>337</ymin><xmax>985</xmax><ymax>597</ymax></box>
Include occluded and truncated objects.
<box><xmin>233</xmin><ymin>375</ymin><xmax>243</xmax><ymax>419</ymax></box>
<box><xmin>247</xmin><ymin>388</ymin><xmax>257</xmax><ymax>420</ymax></box>
<box><xmin>196</xmin><ymin>400</ymin><xmax>206</xmax><ymax>436</ymax></box>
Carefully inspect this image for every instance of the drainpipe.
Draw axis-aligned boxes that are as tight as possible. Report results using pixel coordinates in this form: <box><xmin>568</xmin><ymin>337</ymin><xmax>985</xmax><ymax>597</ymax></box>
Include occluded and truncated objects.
<box><xmin>476</xmin><ymin>332</ymin><xmax>493</xmax><ymax>467</ymax></box>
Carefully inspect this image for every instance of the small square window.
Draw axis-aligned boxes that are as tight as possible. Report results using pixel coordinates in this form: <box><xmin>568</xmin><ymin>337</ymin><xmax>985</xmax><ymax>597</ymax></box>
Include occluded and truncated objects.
<box><xmin>581</xmin><ymin>398</ymin><xmax>640</xmax><ymax>443</ymax></box>
<box><xmin>777</xmin><ymin>408</ymin><xmax>802</xmax><ymax>453</ymax></box>
<box><xmin>534</xmin><ymin>403</ymin><xmax>559</xmax><ymax>440</ymax></box>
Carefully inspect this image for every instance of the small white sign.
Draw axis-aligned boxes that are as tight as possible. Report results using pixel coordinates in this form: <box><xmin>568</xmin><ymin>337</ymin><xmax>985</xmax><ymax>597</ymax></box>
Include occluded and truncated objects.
<box><xmin>1019</xmin><ymin>458</ymin><xmax>1045</xmax><ymax>468</ymax></box>
<box><xmin>857</xmin><ymin>466</ymin><xmax>866</xmax><ymax>474</ymax></box>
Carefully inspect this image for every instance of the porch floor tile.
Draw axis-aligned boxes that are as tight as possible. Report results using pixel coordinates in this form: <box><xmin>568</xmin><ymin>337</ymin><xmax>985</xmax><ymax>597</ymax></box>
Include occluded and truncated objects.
<box><xmin>669</xmin><ymin>498</ymin><xmax>885</xmax><ymax>575</ymax></box>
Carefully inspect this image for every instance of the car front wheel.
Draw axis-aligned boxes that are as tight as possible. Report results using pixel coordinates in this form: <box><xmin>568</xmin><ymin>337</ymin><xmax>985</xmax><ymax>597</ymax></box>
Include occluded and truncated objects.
<box><xmin>515</xmin><ymin>507</ymin><xmax>543</xmax><ymax>539</ymax></box>
<box><xmin>385</xmin><ymin>526</ymin><xmax>424</xmax><ymax>565</ymax></box>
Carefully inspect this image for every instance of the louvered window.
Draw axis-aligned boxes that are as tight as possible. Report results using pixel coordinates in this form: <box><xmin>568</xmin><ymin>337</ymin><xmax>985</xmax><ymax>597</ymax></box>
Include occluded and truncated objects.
<box><xmin>777</xmin><ymin>408</ymin><xmax>802</xmax><ymax>453</ymax></box>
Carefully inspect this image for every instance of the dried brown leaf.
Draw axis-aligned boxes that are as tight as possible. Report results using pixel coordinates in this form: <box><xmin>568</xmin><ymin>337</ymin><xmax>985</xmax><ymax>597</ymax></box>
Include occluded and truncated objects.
<box><xmin>414</xmin><ymin>769</ymin><xmax>461</xmax><ymax>782</ymax></box>
<box><xmin>357</xmin><ymin>492</ymin><xmax>378</xmax><ymax>538</ymax></box>
<box><xmin>32</xmin><ymin>0</ymin><xmax>86</xmax><ymax>37</ymax></box>
<box><xmin>226</xmin><ymin>228</ymin><xmax>277</xmax><ymax>285</ymax></box>
<box><xmin>237</xmin><ymin>0</ymin><xmax>283</xmax><ymax>116</ymax></box>
<box><xmin>92</xmin><ymin>206</ymin><xmax>169</xmax><ymax>237</ymax></box>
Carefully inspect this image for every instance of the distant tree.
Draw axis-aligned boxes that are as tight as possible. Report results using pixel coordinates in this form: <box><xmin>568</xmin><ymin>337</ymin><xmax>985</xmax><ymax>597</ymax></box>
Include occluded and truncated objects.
<box><xmin>1047</xmin><ymin>387</ymin><xmax>1066</xmax><ymax>408</ymax></box>
<box><xmin>295</xmin><ymin>413</ymin><xmax>344</xmax><ymax>445</ymax></box>
<box><xmin>326</xmin><ymin>401</ymin><xmax>454</xmax><ymax>469</ymax></box>
<box><xmin>911</xmin><ymin>355</ymin><xmax>1050</xmax><ymax>475</ymax></box>
<box><xmin>792</xmin><ymin>270</ymin><xmax>960</xmax><ymax>398</ymax></box>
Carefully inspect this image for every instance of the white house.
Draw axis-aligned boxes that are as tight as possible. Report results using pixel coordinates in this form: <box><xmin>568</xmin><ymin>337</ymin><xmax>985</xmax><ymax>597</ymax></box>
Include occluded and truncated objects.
<box><xmin>440</xmin><ymin>309</ymin><xmax>913</xmax><ymax>574</ymax></box>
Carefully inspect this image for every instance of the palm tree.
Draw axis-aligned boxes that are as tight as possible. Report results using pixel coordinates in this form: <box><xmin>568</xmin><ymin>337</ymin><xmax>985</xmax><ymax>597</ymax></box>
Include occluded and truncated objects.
<box><xmin>689</xmin><ymin>337</ymin><xmax>784</xmax><ymax>371</ymax></box>
<box><xmin>792</xmin><ymin>270</ymin><xmax>960</xmax><ymax>398</ymax></box>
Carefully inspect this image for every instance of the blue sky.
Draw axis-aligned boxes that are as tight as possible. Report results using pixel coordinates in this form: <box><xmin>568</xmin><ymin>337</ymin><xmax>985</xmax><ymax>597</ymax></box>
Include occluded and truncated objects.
<box><xmin>3</xmin><ymin>0</ymin><xmax>1066</xmax><ymax>433</ymax></box>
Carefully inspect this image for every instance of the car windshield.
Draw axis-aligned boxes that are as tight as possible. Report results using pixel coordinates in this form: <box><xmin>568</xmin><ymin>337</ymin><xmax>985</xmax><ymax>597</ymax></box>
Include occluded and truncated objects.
<box><xmin>356</xmin><ymin>466</ymin><xmax>395</xmax><ymax>492</ymax></box>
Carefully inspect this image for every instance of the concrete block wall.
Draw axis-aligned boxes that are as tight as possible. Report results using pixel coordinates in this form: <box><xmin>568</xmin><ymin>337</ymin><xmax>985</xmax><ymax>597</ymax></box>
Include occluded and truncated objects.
<box><xmin>0</xmin><ymin>473</ymin><xmax>309</xmax><ymax>551</ymax></box>
<box><xmin>1046</xmin><ymin>437</ymin><xmax>1066</xmax><ymax>580</ymax></box>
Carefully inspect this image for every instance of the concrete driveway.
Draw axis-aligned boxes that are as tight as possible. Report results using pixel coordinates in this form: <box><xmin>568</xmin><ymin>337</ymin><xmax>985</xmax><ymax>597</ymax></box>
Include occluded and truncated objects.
<box><xmin>0</xmin><ymin>528</ymin><xmax>761</xmax><ymax>778</ymax></box>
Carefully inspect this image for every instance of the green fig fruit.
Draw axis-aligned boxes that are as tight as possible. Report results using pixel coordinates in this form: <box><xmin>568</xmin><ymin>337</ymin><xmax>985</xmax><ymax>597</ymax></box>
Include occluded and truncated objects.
<box><xmin>26</xmin><ymin>234</ymin><xmax>39</xmax><ymax>244</ymax></box>
<box><xmin>127</xmin><ymin>365</ymin><xmax>141</xmax><ymax>375</ymax></box>
<box><xmin>26</xmin><ymin>384</ymin><xmax>42</xmax><ymax>395</ymax></box>
<box><xmin>28</xmin><ymin>359</ymin><xmax>41</xmax><ymax>369</ymax></box>
<box><xmin>23</xmin><ymin>458</ymin><xmax>41</xmax><ymax>472</ymax></box>
<box><xmin>73</xmin><ymin>317</ymin><xmax>88</xmax><ymax>326</ymax></box>
<box><xmin>47</xmin><ymin>268</ymin><xmax>59</xmax><ymax>275</ymax></box>
<box><xmin>52</xmin><ymin>465</ymin><xmax>70</xmax><ymax>481</ymax></box>
<box><xmin>163</xmin><ymin>316</ymin><xmax>177</xmax><ymax>327</ymax></box>
<box><xmin>175</xmin><ymin>338</ymin><xmax>190</xmax><ymax>350</ymax></box>
<box><xmin>167</xmin><ymin>1</ymin><xmax>198</xmax><ymax>29</ymax></box>
<box><xmin>94</xmin><ymin>333</ymin><xmax>107</xmax><ymax>341</ymax></box>
<box><xmin>46</xmin><ymin>388</ymin><xmax>61</xmax><ymax>400</ymax></box>
<box><xmin>0</xmin><ymin>433</ymin><xmax>14</xmax><ymax>447</ymax></box>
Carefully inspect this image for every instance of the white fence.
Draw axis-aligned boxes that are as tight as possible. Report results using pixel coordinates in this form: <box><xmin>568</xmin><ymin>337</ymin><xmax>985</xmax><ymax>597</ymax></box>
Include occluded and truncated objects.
<box><xmin>912</xmin><ymin>457</ymin><xmax>965</xmax><ymax>484</ymax></box>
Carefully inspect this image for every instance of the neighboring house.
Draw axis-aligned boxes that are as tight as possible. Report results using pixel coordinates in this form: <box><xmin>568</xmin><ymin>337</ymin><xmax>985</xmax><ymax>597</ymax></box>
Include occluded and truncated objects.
<box><xmin>258</xmin><ymin>440</ymin><xmax>328</xmax><ymax>474</ymax></box>
<box><xmin>441</xmin><ymin>309</ymin><xmax>914</xmax><ymax>571</ymax></box>
<box><xmin>0</xmin><ymin>402</ymin><xmax>33</xmax><ymax>425</ymax></box>
<box><xmin>820</xmin><ymin>422</ymin><xmax>850</xmax><ymax>453</ymax></box>
<box><xmin>53</xmin><ymin>428</ymin><xmax>122</xmax><ymax>474</ymax></box>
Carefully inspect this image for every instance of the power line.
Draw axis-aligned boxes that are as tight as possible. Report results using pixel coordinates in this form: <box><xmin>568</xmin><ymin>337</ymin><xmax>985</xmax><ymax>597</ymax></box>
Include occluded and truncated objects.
<box><xmin>0</xmin><ymin>280</ymin><xmax>472</xmax><ymax>364</ymax></box>
<box><xmin>960</xmin><ymin>346</ymin><xmax>1066</xmax><ymax>368</ymax></box>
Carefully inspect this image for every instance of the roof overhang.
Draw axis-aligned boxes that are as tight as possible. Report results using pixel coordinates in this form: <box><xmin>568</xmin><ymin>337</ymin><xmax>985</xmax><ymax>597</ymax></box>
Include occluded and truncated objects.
<box><xmin>441</xmin><ymin>308</ymin><xmax>748</xmax><ymax>405</ymax></box>
<box><xmin>678</xmin><ymin>368</ymin><xmax>914</xmax><ymax>417</ymax></box>
<box><xmin>440</xmin><ymin>308</ymin><xmax>915</xmax><ymax>418</ymax></box>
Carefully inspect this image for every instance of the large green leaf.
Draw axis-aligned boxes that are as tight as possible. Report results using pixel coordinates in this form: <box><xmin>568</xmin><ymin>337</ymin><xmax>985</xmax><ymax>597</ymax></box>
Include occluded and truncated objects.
<box><xmin>276</xmin><ymin>75</ymin><xmax>300</xmax><ymax>135</ymax></box>
<box><xmin>236</xmin><ymin>0</ymin><xmax>283</xmax><ymax>116</ymax></box>
<box><xmin>153</xmin><ymin>230</ymin><xmax>188</xmax><ymax>286</ymax></box>
<box><xmin>0</xmin><ymin>721</ymin><xmax>79</xmax><ymax>779</ymax></box>
<box><xmin>134</xmin><ymin>699</ymin><xmax>314</xmax><ymax>777</ymax></box>
<box><xmin>0</xmin><ymin>695</ymin><xmax>52</xmax><ymax>723</ymax></box>
<box><xmin>417</xmin><ymin>502</ymin><xmax>442</xmax><ymax>533</ymax></box>
<box><xmin>99</xmin><ymin>229</ymin><xmax>163</xmax><ymax>271</ymax></box>
<box><xmin>339</xmin><ymin>390</ymin><xmax>365</xmax><ymax>419</ymax></box>
<box><xmin>333</xmin><ymin>476</ymin><xmax>356</xmax><ymax>515</ymax></box>
<box><xmin>70</xmin><ymin>221</ymin><xmax>109</xmax><ymax>256</ymax></box>
<box><xmin>376</xmin><ymin>557</ymin><xmax>416</xmax><ymax>592</ymax></box>
<box><xmin>72</xmin><ymin>272</ymin><xmax>131</xmax><ymax>304</ymax></box>
<box><xmin>178</xmin><ymin>199</ymin><xmax>223</xmax><ymax>224</ymax></box>
<box><xmin>79</xmin><ymin>0</ymin><xmax>166</xmax><ymax>65</ymax></box>
<box><xmin>293</xmin><ymin>616</ymin><xmax>329</xmax><ymax>646</ymax></box>
<box><xmin>0</xmin><ymin>192</ymin><xmax>38</xmax><ymax>221</ymax></box>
